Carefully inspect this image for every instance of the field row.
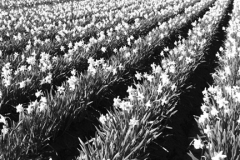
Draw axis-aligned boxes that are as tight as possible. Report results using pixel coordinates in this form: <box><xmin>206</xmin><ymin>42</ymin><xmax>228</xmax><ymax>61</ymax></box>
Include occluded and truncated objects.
<box><xmin>192</xmin><ymin>0</ymin><xmax>240</xmax><ymax>159</ymax></box>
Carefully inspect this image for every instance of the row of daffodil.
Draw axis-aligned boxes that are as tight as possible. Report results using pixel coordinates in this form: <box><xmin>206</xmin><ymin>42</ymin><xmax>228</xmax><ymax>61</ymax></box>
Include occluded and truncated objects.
<box><xmin>0</xmin><ymin>0</ymin><xmax>200</xmax><ymax>120</ymax></box>
<box><xmin>190</xmin><ymin>0</ymin><xmax>240</xmax><ymax>159</ymax></box>
<box><xmin>0</xmin><ymin>0</ymin><xmax>218</xmax><ymax>158</ymax></box>
<box><xmin>1</xmin><ymin>0</ymin><xmax>178</xmax><ymax>10</ymax></box>
<box><xmin>0</xmin><ymin>0</ymin><xmax>189</xmax><ymax>59</ymax></box>
<box><xmin>0</xmin><ymin>0</ymin><xmax>71</xmax><ymax>9</ymax></box>
<box><xmin>76</xmin><ymin>0</ymin><xmax>233</xmax><ymax>159</ymax></box>
<box><xmin>0</xmin><ymin>0</ymin><xmax>146</xmax><ymax>44</ymax></box>
<box><xmin>0</xmin><ymin>0</ymin><xmax>197</xmax><ymax>68</ymax></box>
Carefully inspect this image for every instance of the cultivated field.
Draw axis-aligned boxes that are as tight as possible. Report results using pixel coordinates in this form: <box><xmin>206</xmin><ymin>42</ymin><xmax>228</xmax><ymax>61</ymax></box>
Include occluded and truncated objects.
<box><xmin>0</xmin><ymin>0</ymin><xmax>239</xmax><ymax>159</ymax></box>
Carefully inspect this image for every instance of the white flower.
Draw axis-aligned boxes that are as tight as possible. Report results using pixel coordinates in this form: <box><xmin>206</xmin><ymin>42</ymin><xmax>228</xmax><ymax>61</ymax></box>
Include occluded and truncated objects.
<box><xmin>151</xmin><ymin>64</ymin><xmax>161</xmax><ymax>74</ymax></box>
<box><xmin>45</xmin><ymin>73</ymin><xmax>52</xmax><ymax>84</ymax></box>
<box><xmin>160</xmin><ymin>72</ymin><xmax>170</xmax><ymax>85</ymax></box>
<box><xmin>145</xmin><ymin>100</ymin><xmax>151</xmax><ymax>109</ymax></box>
<box><xmin>237</xmin><ymin>116</ymin><xmax>240</xmax><ymax>124</ymax></box>
<box><xmin>157</xmin><ymin>84</ymin><xmax>163</xmax><ymax>94</ymax></box>
<box><xmin>19</xmin><ymin>65</ymin><xmax>27</xmax><ymax>72</ymax></box>
<box><xmin>198</xmin><ymin>111</ymin><xmax>209</xmax><ymax>124</ymax></box>
<box><xmin>40</xmin><ymin>97</ymin><xmax>47</xmax><ymax>103</ymax></box>
<box><xmin>224</xmin><ymin>107</ymin><xmax>230</xmax><ymax>115</ymax></box>
<box><xmin>127</xmin><ymin>86</ymin><xmax>134</xmax><ymax>95</ymax></box>
<box><xmin>105</xmin><ymin>65</ymin><xmax>114</xmax><ymax>73</ymax></box>
<box><xmin>217</xmin><ymin>98</ymin><xmax>228</xmax><ymax>109</ymax></box>
<box><xmin>35</xmin><ymin>90</ymin><xmax>43</xmax><ymax>98</ymax></box>
<box><xmin>67</xmin><ymin>75</ymin><xmax>78</xmax><ymax>91</ymax></box>
<box><xmin>185</xmin><ymin>57</ymin><xmax>193</xmax><ymax>64</ymax></box>
<box><xmin>28</xmin><ymin>65</ymin><xmax>32</xmax><ymax>71</ymax></box>
<box><xmin>71</xmin><ymin>69</ymin><xmax>77</xmax><ymax>76</ymax></box>
<box><xmin>87</xmin><ymin>65</ymin><xmax>97</xmax><ymax>76</ymax></box>
<box><xmin>161</xmin><ymin>96</ymin><xmax>167</xmax><ymax>105</ymax></box>
<box><xmin>16</xmin><ymin>104</ymin><xmax>24</xmax><ymax>113</ymax></box>
<box><xmin>237</xmin><ymin>32</ymin><xmax>240</xmax><ymax>38</ymax></box>
<box><xmin>206</xmin><ymin>142</ymin><xmax>213</xmax><ymax>150</ymax></box>
<box><xmin>192</xmin><ymin>138</ymin><xmax>203</xmax><ymax>149</ymax></box>
<box><xmin>1</xmin><ymin>62</ymin><xmax>12</xmax><ymax>87</ymax></box>
<box><xmin>146</xmin><ymin>74</ymin><xmax>154</xmax><ymax>83</ymax></box>
<box><xmin>113</xmin><ymin>96</ymin><xmax>121</xmax><ymax>107</ymax></box>
<box><xmin>101</xmin><ymin>47</ymin><xmax>106</xmax><ymax>53</ymax></box>
<box><xmin>135</xmin><ymin>72</ymin><xmax>142</xmax><ymax>80</ymax></box>
<box><xmin>119</xmin><ymin>101</ymin><xmax>133</xmax><ymax>112</ymax></box>
<box><xmin>39</xmin><ymin>52</ymin><xmax>52</xmax><ymax>72</ymax></box>
<box><xmin>21</xmin><ymin>54</ymin><xmax>25</xmax><ymax>61</ymax></box>
<box><xmin>57</xmin><ymin>86</ymin><xmax>65</xmax><ymax>94</ymax></box>
<box><xmin>40</xmin><ymin>73</ymin><xmax>52</xmax><ymax>85</ymax></box>
<box><xmin>171</xmin><ymin>84</ymin><xmax>176</xmax><ymax>91</ymax></box>
<box><xmin>137</xmin><ymin>92</ymin><xmax>144</xmax><ymax>101</ymax></box>
<box><xmin>169</xmin><ymin>65</ymin><xmax>176</xmax><ymax>73</ymax></box>
<box><xmin>224</xmin><ymin>65</ymin><xmax>231</xmax><ymax>75</ymax></box>
<box><xmin>113</xmin><ymin>48</ymin><xmax>118</xmax><ymax>53</ymax></box>
<box><xmin>201</xmin><ymin>104</ymin><xmax>209</xmax><ymax>112</ymax></box>
<box><xmin>129</xmin><ymin>117</ymin><xmax>139</xmax><ymax>127</ymax></box>
<box><xmin>27</xmin><ymin>100</ymin><xmax>38</xmax><ymax>114</ymax></box>
<box><xmin>210</xmin><ymin>107</ymin><xmax>219</xmax><ymax>116</ymax></box>
<box><xmin>204</xmin><ymin>125</ymin><xmax>211</xmax><ymax>137</ymax></box>
<box><xmin>124</xmin><ymin>52</ymin><xmax>131</xmax><ymax>58</ymax></box>
<box><xmin>26</xmin><ymin>56</ymin><xmax>36</xmax><ymax>66</ymax></box>
<box><xmin>19</xmin><ymin>81</ymin><xmax>26</xmax><ymax>88</ymax></box>
<box><xmin>99</xmin><ymin>114</ymin><xmax>107</xmax><ymax>124</ymax></box>
<box><xmin>60</xmin><ymin>46</ymin><xmax>65</xmax><ymax>51</ymax></box>
<box><xmin>0</xmin><ymin>115</ymin><xmax>7</xmax><ymax>125</ymax></box>
<box><xmin>118</xmin><ymin>63</ymin><xmax>124</xmax><ymax>70</ymax></box>
<box><xmin>68</xmin><ymin>42</ymin><xmax>73</xmax><ymax>48</ymax></box>
<box><xmin>233</xmin><ymin>91</ymin><xmax>240</xmax><ymax>103</ymax></box>
<box><xmin>208</xmin><ymin>86</ymin><xmax>218</xmax><ymax>94</ymax></box>
<box><xmin>1</xmin><ymin>125</ymin><xmax>8</xmax><ymax>136</ymax></box>
<box><xmin>128</xmin><ymin>93</ymin><xmax>135</xmax><ymax>101</ymax></box>
<box><xmin>3</xmin><ymin>78</ymin><xmax>11</xmax><ymax>87</ymax></box>
<box><xmin>224</xmin><ymin>85</ymin><xmax>232</xmax><ymax>95</ymax></box>
<box><xmin>39</xmin><ymin>101</ymin><xmax>47</xmax><ymax>112</ymax></box>
<box><xmin>133</xmin><ymin>48</ymin><xmax>138</xmax><ymax>54</ymax></box>
<box><xmin>211</xmin><ymin>151</ymin><xmax>227</xmax><ymax>160</ymax></box>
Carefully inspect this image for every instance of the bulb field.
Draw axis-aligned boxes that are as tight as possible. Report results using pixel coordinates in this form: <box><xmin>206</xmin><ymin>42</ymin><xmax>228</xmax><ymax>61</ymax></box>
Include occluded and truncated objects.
<box><xmin>0</xmin><ymin>0</ymin><xmax>239</xmax><ymax>159</ymax></box>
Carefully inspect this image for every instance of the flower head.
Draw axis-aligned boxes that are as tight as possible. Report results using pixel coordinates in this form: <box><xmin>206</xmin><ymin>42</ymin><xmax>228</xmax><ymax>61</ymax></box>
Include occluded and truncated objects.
<box><xmin>16</xmin><ymin>104</ymin><xmax>24</xmax><ymax>113</ymax></box>
<box><xmin>211</xmin><ymin>151</ymin><xmax>227</xmax><ymax>160</ymax></box>
<box><xmin>198</xmin><ymin>111</ymin><xmax>209</xmax><ymax>124</ymax></box>
<box><xmin>57</xmin><ymin>86</ymin><xmax>65</xmax><ymax>94</ymax></box>
<box><xmin>35</xmin><ymin>90</ymin><xmax>43</xmax><ymax>98</ymax></box>
<box><xmin>192</xmin><ymin>138</ymin><xmax>203</xmax><ymax>149</ymax></box>
<box><xmin>145</xmin><ymin>100</ymin><xmax>152</xmax><ymax>109</ymax></box>
<box><xmin>210</xmin><ymin>107</ymin><xmax>219</xmax><ymax>116</ymax></box>
<box><xmin>1</xmin><ymin>125</ymin><xmax>8</xmax><ymax>136</ymax></box>
<box><xmin>129</xmin><ymin>117</ymin><xmax>139</xmax><ymax>127</ymax></box>
<box><xmin>135</xmin><ymin>72</ymin><xmax>142</xmax><ymax>80</ymax></box>
<box><xmin>113</xmin><ymin>96</ymin><xmax>121</xmax><ymax>107</ymax></box>
<box><xmin>0</xmin><ymin>115</ymin><xmax>7</xmax><ymax>125</ymax></box>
